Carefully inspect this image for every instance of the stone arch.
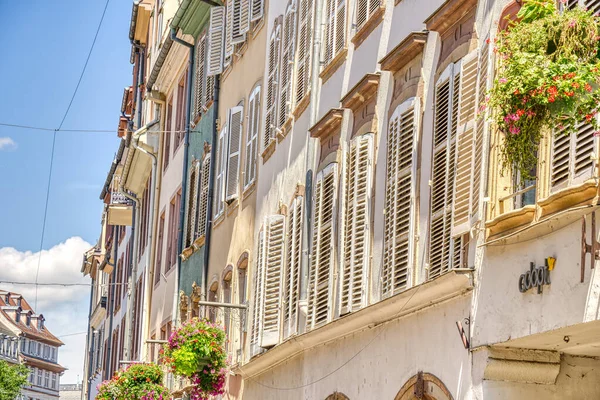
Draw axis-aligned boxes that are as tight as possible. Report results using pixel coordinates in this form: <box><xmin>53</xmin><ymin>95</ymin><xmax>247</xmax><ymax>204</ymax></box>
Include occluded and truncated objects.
<box><xmin>395</xmin><ymin>372</ymin><xmax>453</xmax><ymax>400</ymax></box>
<box><xmin>325</xmin><ymin>393</ymin><xmax>349</xmax><ymax>400</ymax></box>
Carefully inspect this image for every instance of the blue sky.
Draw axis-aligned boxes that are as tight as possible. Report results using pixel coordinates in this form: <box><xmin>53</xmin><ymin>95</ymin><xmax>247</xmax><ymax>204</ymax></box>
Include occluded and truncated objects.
<box><xmin>0</xmin><ymin>0</ymin><xmax>132</xmax><ymax>251</ymax></box>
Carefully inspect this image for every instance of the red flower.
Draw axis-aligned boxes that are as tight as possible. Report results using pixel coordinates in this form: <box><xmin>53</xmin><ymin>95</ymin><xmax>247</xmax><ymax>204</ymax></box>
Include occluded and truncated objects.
<box><xmin>565</xmin><ymin>91</ymin><xmax>575</xmax><ymax>97</ymax></box>
<box><xmin>572</xmin><ymin>82</ymin><xmax>580</xmax><ymax>89</ymax></box>
<box><xmin>517</xmin><ymin>109</ymin><xmax>525</xmax><ymax>117</ymax></box>
<box><xmin>586</xmin><ymin>83</ymin><xmax>593</xmax><ymax>92</ymax></box>
<box><xmin>549</xmin><ymin>95</ymin><xmax>556</xmax><ymax>103</ymax></box>
<box><xmin>548</xmin><ymin>86</ymin><xmax>559</xmax><ymax>96</ymax></box>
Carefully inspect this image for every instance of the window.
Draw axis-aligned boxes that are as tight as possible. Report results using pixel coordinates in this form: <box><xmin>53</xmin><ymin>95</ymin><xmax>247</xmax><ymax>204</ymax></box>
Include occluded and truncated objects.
<box><xmin>307</xmin><ymin>163</ymin><xmax>338</xmax><ymax>329</ymax></box>
<box><xmin>155</xmin><ymin>211</ymin><xmax>165</xmax><ymax>284</ymax></box>
<box><xmin>214</xmin><ymin>127</ymin><xmax>228</xmax><ymax>217</ymax></box>
<box><xmin>166</xmin><ymin>191</ymin><xmax>181</xmax><ymax>272</ymax></box>
<box><xmin>208</xmin><ymin>6</ymin><xmax>226</xmax><ymax>76</ymax></box>
<box><xmin>323</xmin><ymin>0</ymin><xmax>346</xmax><ymax>65</ymax></box>
<box><xmin>223</xmin><ymin>271</ymin><xmax>232</xmax><ymax>338</ymax></box>
<box><xmin>163</xmin><ymin>97</ymin><xmax>173</xmax><ymax>172</ymax></box>
<box><xmin>341</xmin><ymin>133</ymin><xmax>373</xmax><ymax>314</ymax></box>
<box><xmin>250</xmin><ymin>230</ymin><xmax>265</xmax><ymax>356</ymax></box>
<box><xmin>175</xmin><ymin>75</ymin><xmax>187</xmax><ymax>149</ymax></box>
<box><xmin>29</xmin><ymin>367</ymin><xmax>34</xmax><ymax>384</ymax></box>
<box><xmin>51</xmin><ymin>372</ymin><xmax>57</xmax><ymax>390</ymax></box>
<box><xmin>382</xmin><ymin>100</ymin><xmax>419</xmax><ymax>297</ymax></box>
<box><xmin>44</xmin><ymin>371</ymin><xmax>49</xmax><ymax>388</ymax></box>
<box><xmin>355</xmin><ymin>0</ymin><xmax>380</xmax><ymax>30</ymax></box>
<box><xmin>186</xmin><ymin>161</ymin><xmax>200</xmax><ymax>247</ymax></box>
<box><xmin>264</xmin><ymin>23</ymin><xmax>281</xmax><ymax>150</ymax></box>
<box><xmin>244</xmin><ymin>86</ymin><xmax>261</xmax><ymax>189</ymax></box>
<box><xmin>226</xmin><ymin>106</ymin><xmax>244</xmax><ymax>201</ymax></box>
<box><xmin>251</xmin><ymin>0</ymin><xmax>264</xmax><ymax>21</ymax></box>
<box><xmin>154</xmin><ymin>0</ymin><xmax>164</xmax><ymax>51</ymax></box>
<box><xmin>230</xmin><ymin>0</ymin><xmax>250</xmax><ymax>44</ymax></box>
<box><xmin>36</xmin><ymin>368</ymin><xmax>42</xmax><ymax>386</ymax></box>
<box><xmin>197</xmin><ymin>155</ymin><xmax>211</xmax><ymax>237</ymax></box>
<box><xmin>283</xmin><ymin>196</ymin><xmax>303</xmax><ymax>338</ymax></box>
<box><xmin>295</xmin><ymin>0</ymin><xmax>313</xmax><ymax>104</ymax></box>
<box><xmin>262</xmin><ymin>215</ymin><xmax>285</xmax><ymax>347</ymax></box>
<box><xmin>194</xmin><ymin>32</ymin><xmax>216</xmax><ymax>120</ymax></box>
<box><xmin>279</xmin><ymin>1</ymin><xmax>297</xmax><ymax>127</ymax></box>
<box><xmin>550</xmin><ymin>122</ymin><xmax>595</xmax><ymax>191</ymax></box>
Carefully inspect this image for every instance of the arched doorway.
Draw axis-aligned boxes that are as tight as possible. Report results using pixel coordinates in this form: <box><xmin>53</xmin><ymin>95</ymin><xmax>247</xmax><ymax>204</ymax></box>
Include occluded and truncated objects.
<box><xmin>395</xmin><ymin>372</ymin><xmax>453</xmax><ymax>400</ymax></box>
<box><xmin>325</xmin><ymin>393</ymin><xmax>349</xmax><ymax>400</ymax></box>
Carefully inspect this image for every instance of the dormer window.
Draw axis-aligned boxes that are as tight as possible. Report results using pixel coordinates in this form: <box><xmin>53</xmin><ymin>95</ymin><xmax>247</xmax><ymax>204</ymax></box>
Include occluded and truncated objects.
<box><xmin>15</xmin><ymin>312</ymin><xmax>20</xmax><ymax>323</ymax></box>
<box><xmin>26</xmin><ymin>314</ymin><xmax>31</xmax><ymax>327</ymax></box>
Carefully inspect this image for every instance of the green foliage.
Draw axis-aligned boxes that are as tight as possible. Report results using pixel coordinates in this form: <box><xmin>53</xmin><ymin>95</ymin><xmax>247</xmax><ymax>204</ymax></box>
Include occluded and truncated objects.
<box><xmin>0</xmin><ymin>360</ymin><xmax>28</xmax><ymax>400</ymax></box>
<box><xmin>487</xmin><ymin>3</ymin><xmax>600</xmax><ymax>180</ymax></box>
<box><xmin>96</xmin><ymin>363</ymin><xmax>170</xmax><ymax>400</ymax></box>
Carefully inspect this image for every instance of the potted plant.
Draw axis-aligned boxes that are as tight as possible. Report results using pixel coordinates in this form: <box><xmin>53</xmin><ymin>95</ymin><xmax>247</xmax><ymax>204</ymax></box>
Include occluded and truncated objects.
<box><xmin>96</xmin><ymin>363</ymin><xmax>170</xmax><ymax>400</ymax></box>
<box><xmin>161</xmin><ymin>318</ymin><xmax>228</xmax><ymax>400</ymax></box>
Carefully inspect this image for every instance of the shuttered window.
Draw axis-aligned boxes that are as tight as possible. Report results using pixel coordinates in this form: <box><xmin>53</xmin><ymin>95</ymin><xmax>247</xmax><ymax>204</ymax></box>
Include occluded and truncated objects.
<box><xmin>429</xmin><ymin>62</ymin><xmax>460</xmax><ymax>280</ymax></box>
<box><xmin>208</xmin><ymin>6</ymin><xmax>225</xmax><ymax>76</ymax></box>
<box><xmin>264</xmin><ymin>23</ymin><xmax>281</xmax><ymax>150</ymax></box>
<box><xmin>472</xmin><ymin>41</ymin><xmax>489</xmax><ymax>222</ymax></box>
<box><xmin>225</xmin><ymin>0</ymin><xmax>234</xmax><ymax>60</ymax></box>
<box><xmin>226</xmin><ymin>106</ymin><xmax>243</xmax><ymax>201</ymax></box>
<box><xmin>214</xmin><ymin>127</ymin><xmax>228</xmax><ymax>217</ymax></box>
<box><xmin>251</xmin><ymin>0</ymin><xmax>264</xmax><ymax>21</ymax></box>
<box><xmin>283</xmin><ymin>196</ymin><xmax>303</xmax><ymax>338</ymax></box>
<box><xmin>197</xmin><ymin>154</ymin><xmax>211</xmax><ymax>237</ymax></box>
<box><xmin>341</xmin><ymin>134</ymin><xmax>373</xmax><ymax>314</ymax></box>
<box><xmin>382</xmin><ymin>99</ymin><xmax>419</xmax><ymax>298</ymax></box>
<box><xmin>245</xmin><ymin>86</ymin><xmax>261</xmax><ymax>188</ymax></box>
<box><xmin>308</xmin><ymin>163</ymin><xmax>338</xmax><ymax>329</ymax></box>
<box><xmin>232</xmin><ymin>0</ymin><xmax>251</xmax><ymax>44</ymax></box>
<box><xmin>250</xmin><ymin>230</ymin><xmax>265</xmax><ymax>356</ymax></box>
<box><xmin>186</xmin><ymin>161</ymin><xmax>200</xmax><ymax>247</ymax></box>
<box><xmin>193</xmin><ymin>34</ymin><xmax>207</xmax><ymax>119</ymax></box>
<box><xmin>295</xmin><ymin>0</ymin><xmax>313</xmax><ymax>104</ymax></box>
<box><xmin>261</xmin><ymin>215</ymin><xmax>285</xmax><ymax>347</ymax></box>
<box><xmin>323</xmin><ymin>0</ymin><xmax>346</xmax><ymax>65</ymax></box>
<box><xmin>551</xmin><ymin>122</ymin><xmax>596</xmax><ymax>191</ymax></box>
<box><xmin>356</xmin><ymin>0</ymin><xmax>380</xmax><ymax>30</ymax></box>
<box><xmin>279</xmin><ymin>1</ymin><xmax>297</xmax><ymax>127</ymax></box>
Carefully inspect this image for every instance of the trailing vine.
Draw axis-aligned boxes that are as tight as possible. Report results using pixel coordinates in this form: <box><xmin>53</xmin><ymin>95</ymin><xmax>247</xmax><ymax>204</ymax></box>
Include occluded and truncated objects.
<box><xmin>486</xmin><ymin>0</ymin><xmax>600</xmax><ymax>181</ymax></box>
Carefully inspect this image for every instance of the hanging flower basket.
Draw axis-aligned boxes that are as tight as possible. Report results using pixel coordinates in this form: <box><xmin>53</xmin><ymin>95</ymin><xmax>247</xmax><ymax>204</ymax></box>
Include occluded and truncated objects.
<box><xmin>96</xmin><ymin>363</ymin><xmax>170</xmax><ymax>400</ymax></box>
<box><xmin>486</xmin><ymin>0</ymin><xmax>600</xmax><ymax>180</ymax></box>
<box><xmin>161</xmin><ymin>318</ymin><xmax>228</xmax><ymax>400</ymax></box>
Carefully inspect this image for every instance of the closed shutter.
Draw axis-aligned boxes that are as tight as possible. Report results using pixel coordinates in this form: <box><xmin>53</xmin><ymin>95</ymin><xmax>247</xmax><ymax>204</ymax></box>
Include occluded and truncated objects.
<box><xmin>382</xmin><ymin>100</ymin><xmax>419</xmax><ymax>298</ymax></box>
<box><xmin>356</xmin><ymin>0</ymin><xmax>380</xmax><ymax>30</ymax></box>
<box><xmin>245</xmin><ymin>86</ymin><xmax>260</xmax><ymax>188</ymax></box>
<box><xmin>341</xmin><ymin>134</ymin><xmax>373</xmax><ymax>314</ymax></box>
<box><xmin>251</xmin><ymin>0</ymin><xmax>264</xmax><ymax>21</ymax></box>
<box><xmin>250</xmin><ymin>230</ymin><xmax>265</xmax><ymax>356</ymax></box>
<box><xmin>193</xmin><ymin>34</ymin><xmax>206</xmax><ymax>119</ymax></box>
<box><xmin>264</xmin><ymin>24</ymin><xmax>281</xmax><ymax>150</ymax></box>
<box><xmin>472</xmin><ymin>41</ymin><xmax>490</xmax><ymax>222</ymax></box>
<box><xmin>279</xmin><ymin>2</ymin><xmax>297</xmax><ymax>128</ymax></box>
<box><xmin>207</xmin><ymin>6</ymin><xmax>225</xmax><ymax>76</ymax></box>
<box><xmin>186</xmin><ymin>161</ymin><xmax>200</xmax><ymax>246</ymax></box>
<box><xmin>197</xmin><ymin>154</ymin><xmax>211</xmax><ymax>237</ymax></box>
<box><xmin>308</xmin><ymin>163</ymin><xmax>338</xmax><ymax>329</ymax></box>
<box><xmin>261</xmin><ymin>215</ymin><xmax>285</xmax><ymax>347</ymax></box>
<box><xmin>232</xmin><ymin>0</ymin><xmax>250</xmax><ymax>44</ymax></box>
<box><xmin>226</xmin><ymin>106</ymin><xmax>243</xmax><ymax>201</ymax></box>
<box><xmin>324</xmin><ymin>0</ymin><xmax>346</xmax><ymax>64</ymax></box>
<box><xmin>295</xmin><ymin>0</ymin><xmax>313</xmax><ymax>104</ymax></box>
<box><xmin>283</xmin><ymin>196</ymin><xmax>303</xmax><ymax>338</ymax></box>
<box><xmin>214</xmin><ymin>127</ymin><xmax>228</xmax><ymax>217</ymax></box>
<box><xmin>551</xmin><ymin>122</ymin><xmax>596</xmax><ymax>190</ymax></box>
<box><xmin>225</xmin><ymin>0</ymin><xmax>234</xmax><ymax>59</ymax></box>
<box><xmin>429</xmin><ymin>63</ymin><xmax>460</xmax><ymax>280</ymax></box>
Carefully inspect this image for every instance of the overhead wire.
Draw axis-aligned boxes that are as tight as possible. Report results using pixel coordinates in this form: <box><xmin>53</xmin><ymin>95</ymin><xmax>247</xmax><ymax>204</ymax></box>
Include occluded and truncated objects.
<box><xmin>0</xmin><ymin>122</ymin><xmax>186</xmax><ymax>134</ymax></box>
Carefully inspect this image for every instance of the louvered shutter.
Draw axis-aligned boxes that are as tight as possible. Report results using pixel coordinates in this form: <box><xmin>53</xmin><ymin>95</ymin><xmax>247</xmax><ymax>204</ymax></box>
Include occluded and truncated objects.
<box><xmin>382</xmin><ymin>100</ymin><xmax>419</xmax><ymax>298</ymax></box>
<box><xmin>245</xmin><ymin>86</ymin><xmax>260</xmax><ymax>188</ymax></box>
<box><xmin>452</xmin><ymin>50</ymin><xmax>478</xmax><ymax>235</ymax></box>
<box><xmin>279</xmin><ymin>2</ymin><xmax>297</xmax><ymax>128</ymax></box>
<box><xmin>356</xmin><ymin>0</ymin><xmax>380</xmax><ymax>30</ymax></box>
<box><xmin>193</xmin><ymin>35</ymin><xmax>206</xmax><ymax>118</ymax></box>
<box><xmin>264</xmin><ymin>24</ymin><xmax>281</xmax><ymax>150</ymax></box>
<box><xmin>472</xmin><ymin>41</ymin><xmax>490</xmax><ymax>222</ymax></box>
<box><xmin>341</xmin><ymin>134</ymin><xmax>373</xmax><ymax>314</ymax></box>
<box><xmin>214</xmin><ymin>127</ymin><xmax>228</xmax><ymax>217</ymax></box>
<box><xmin>283</xmin><ymin>196</ymin><xmax>303</xmax><ymax>338</ymax></box>
<box><xmin>208</xmin><ymin>7</ymin><xmax>225</xmax><ymax>76</ymax></box>
<box><xmin>250</xmin><ymin>229</ymin><xmax>266</xmax><ymax>356</ymax></box>
<box><xmin>251</xmin><ymin>0</ymin><xmax>264</xmax><ymax>21</ymax></box>
<box><xmin>197</xmin><ymin>155</ymin><xmax>211</xmax><ymax>237</ymax></box>
<box><xmin>295</xmin><ymin>0</ymin><xmax>313</xmax><ymax>104</ymax></box>
<box><xmin>226</xmin><ymin>106</ymin><xmax>243</xmax><ymax>201</ymax></box>
<box><xmin>232</xmin><ymin>0</ymin><xmax>249</xmax><ymax>44</ymax></box>
<box><xmin>186</xmin><ymin>161</ymin><xmax>200</xmax><ymax>246</ymax></box>
<box><xmin>551</xmin><ymin>122</ymin><xmax>596</xmax><ymax>191</ymax></box>
<box><xmin>307</xmin><ymin>163</ymin><xmax>338</xmax><ymax>329</ymax></box>
<box><xmin>429</xmin><ymin>64</ymin><xmax>460</xmax><ymax>280</ymax></box>
<box><xmin>584</xmin><ymin>0</ymin><xmax>600</xmax><ymax>13</ymax></box>
<box><xmin>325</xmin><ymin>0</ymin><xmax>346</xmax><ymax>63</ymax></box>
<box><xmin>225</xmin><ymin>0</ymin><xmax>234</xmax><ymax>59</ymax></box>
<box><xmin>261</xmin><ymin>215</ymin><xmax>285</xmax><ymax>347</ymax></box>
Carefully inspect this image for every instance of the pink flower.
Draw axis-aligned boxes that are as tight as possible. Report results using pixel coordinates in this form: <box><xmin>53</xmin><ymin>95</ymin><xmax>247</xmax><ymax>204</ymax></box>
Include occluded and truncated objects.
<box><xmin>499</xmin><ymin>78</ymin><xmax>508</xmax><ymax>84</ymax></box>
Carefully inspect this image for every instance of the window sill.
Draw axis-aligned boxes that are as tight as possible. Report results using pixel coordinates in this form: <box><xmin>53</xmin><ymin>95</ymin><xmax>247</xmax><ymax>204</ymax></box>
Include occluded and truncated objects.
<box><xmin>351</xmin><ymin>7</ymin><xmax>385</xmax><ymax>49</ymax></box>
<box><xmin>319</xmin><ymin>48</ymin><xmax>348</xmax><ymax>84</ymax></box>
<box><xmin>243</xmin><ymin>181</ymin><xmax>256</xmax><ymax>200</ymax></box>
<box><xmin>277</xmin><ymin>117</ymin><xmax>293</xmax><ymax>143</ymax></box>
<box><xmin>539</xmin><ymin>179</ymin><xmax>598</xmax><ymax>218</ymax></box>
<box><xmin>261</xmin><ymin>140</ymin><xmax>276</xmax><ymax>163</ymax></box>
<box><xmin>251</xmin><ymin>18</ymin><xmax>265</xmax><ymax>38</ymax></box>
<box><xmin>486</xmin><ymin>205</ymin><xmax>536</xmax><ymax>240</ymax></box>
<box><xmin>292</xmin><ymin>92</ymin><xmax>311</xmax><ymax>119</ymax></box>
<box><xmin>193</xmin><ymin>235</ymin><xmax>206</xmax><ymax>249</ymax></box>
<box><xmin>181</xmin><ymin>246</ymin><xmax>194</xmax><ymax>261</ymax></box>
<box><xmin>213</xmin><ymin>212</ymin><xmax>225</xmax><ymax>229</ymax></box>
<box><xmin>227</xmin><ymin>199</ymin><xmax>239</xmax><ymax>216</ymax></box>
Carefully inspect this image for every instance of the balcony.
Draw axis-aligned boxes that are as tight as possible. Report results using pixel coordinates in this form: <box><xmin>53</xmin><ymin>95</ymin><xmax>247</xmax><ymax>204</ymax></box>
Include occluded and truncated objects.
<box><xmin>107</xmin><ymin>191</ymin><xmax>133</xmax><ymax>226</ymax></box>
<box><xmin>90</xmin><ymin>295</ymin><xmax>107</xmax><ymax>329</ymax></box>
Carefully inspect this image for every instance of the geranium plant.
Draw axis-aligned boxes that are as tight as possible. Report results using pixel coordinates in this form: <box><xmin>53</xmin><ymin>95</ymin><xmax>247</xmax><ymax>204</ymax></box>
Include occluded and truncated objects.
<box><xmin>161</xmin><ymin>318</ymin><xmax>228</xmax><ymax>400</ymax></box>
<box><xmin>486</xmin><ymin>0</ymin><xmax>600</xmax><ymax>180</ymax></box>
<box><xmin>96</xmin><ymin>363</ymin><xmax>170</xmax><ymax>400</ymax></box>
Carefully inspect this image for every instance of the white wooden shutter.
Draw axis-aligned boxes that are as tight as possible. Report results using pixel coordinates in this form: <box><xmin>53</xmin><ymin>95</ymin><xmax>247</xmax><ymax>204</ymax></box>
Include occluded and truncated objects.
<box><xmin>584</xmin><ymin>0</ymin><xmax>600</xmax><ymax>13</ymax></box>
<box><xmin>225</xmin><ymin>0</ymin><xmax>234</xmax><ymax>59</ymax></box>
<box><xmin>251</xmin><ymin>0</ymin><xmax>264</xmax><ymax>21</ymax></box>
<box><xmin>472</xmin><ymin>41</ymin><xmax>490</xmax><ymax>222</ymax></box>
<box><xmin>261</xmin><ymin>215</ymin><xmax>285</xmax><ymax>347</ymax></box>
<box><xmin>429</xmin><ymin>63</ymin><xmax>460</xmax><ymax>280</ymax></box>
<box><xmin>551</xmin><ymin>122</ymin><xmax>596</xmax><ymax>191</ymax></box>
<box><xmin>382</xmin><ymin>99</ymin><xmax>419</xmax><ymax>298</ymax></box>
<box><xmin>197</xmin><ymin>154</ymin><xmax>211</xmax><ymax>237</ymax></box>
<box><xmin>186</xmin><ymin>161</ymin><xmax>200</xmax><ymax>246</ymax></box>
<box><xmin>308</xmin><ymin>163</ymin><xmax>338</xmax><ymax>329</ymax></box>
<box><xmin>250</xmin><ymin>229</ymin><xmax>266</xmax><ymax>356</ymax></box>
<box><xmin>208</xmin><ymin>6</ymin><xmax>225</xmax><ymax>76</ymax></box>
<box><xmin>295</xmin><ymin>0</ymin><xmax>313</xmax><ymax>104</ymax></box>
<box><xmin>452</xmin><ymin>50</ymin><xmax>478</xmax><ymax>235</ymax></box>
<box><xmin>283</xmin><ymin>196</ymin><xmax>303</xmax><ymax>339</ymax></box>
<box><xmin>356</xmin><ymin>0</ymin><xmax>380</xmax><ymax>30</ymax></box>
<box><xmin>214</xmin><ymin>127</ymin><xmax>228</xmax><ymax>217</ymax></box>
<box><xmin>193</xmin><ymin>34</ymin><xmax>206</xmax><ymax>118</ymax></box>
<box><xmin>232</xmin><ymin>0</ymin><xmax>249</xmax><ymax>44</ymax></box>
<box><xmin>324</xmin><ymin>0</ymin><xmax>346</xmax><ymax>64</ymax></box>
<box><xmin>245</xmin><ymin>86</ymin><xmax>260</xmax><ymax>188</ymax></box>
<box><xmin>264</xmin><ymin>24</ymin><xmax>281</xmax><ymax>150</ymax></box>
<box><xmin>279</xmin><ymin>2</ymin><xmax>297</xmax><ymax>128</ymax></box>
<box><xmin>341</xmin><ymin>134</ymin><xmax>373</xmax><ymax>314</ymax></box>
<box><xmin>226</xmin><ymin>106</ymin><xmax>243</xmax><ymax>201</ymax></box>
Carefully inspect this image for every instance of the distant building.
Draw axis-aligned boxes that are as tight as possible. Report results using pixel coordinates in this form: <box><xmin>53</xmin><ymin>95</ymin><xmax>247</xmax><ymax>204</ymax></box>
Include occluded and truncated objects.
<box><xmin>0</xmin><ymin>290</ymin><xmax>66</xmax><ymax>400</ymax></box>
<box><xmin>58</xmin><ymin>383</ymin><xmax>82</xmax><ymax>400</ymax></box>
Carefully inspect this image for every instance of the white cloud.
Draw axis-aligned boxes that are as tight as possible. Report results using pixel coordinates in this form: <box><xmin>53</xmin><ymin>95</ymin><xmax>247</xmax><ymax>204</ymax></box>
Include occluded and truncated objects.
<box><xmin>0</xmin><ymin>137</ymin><xmax>17</xmax><ymax>151</ymax></box>
<box><xmin>0</xmin><ymin>237</ymin><xmax>92</xmax><ymax>384</ymax></box>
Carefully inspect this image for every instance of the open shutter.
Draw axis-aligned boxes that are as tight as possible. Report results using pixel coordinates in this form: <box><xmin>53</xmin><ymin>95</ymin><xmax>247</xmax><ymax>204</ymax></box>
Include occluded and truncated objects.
<box><xmin>264</xmin><ymin>24</ymin><xmax>281</xmax><ymax>150</ymax></box>
<box><xmin>279</xmin><ymin>2</ymin><xmax>297</xmax><ymax>128</ymax></box>
<box><xmin>429</xmin><ymin>64</ymin><xmax>460</xmax><ymax>280</ymax></box>
<box><xmin>207</xmin><ymin>6</ymin><xmax>225</xmax><ymax>76</ymax></box>
<box><xmin>307</xmin><ymin>163</ymin><xmax>338</xmax><ymax>329</ymax></box>
<box><xmin>295</xmin><ymin>0</ymin><xmax>313</xmax><ymax>104</ymax></box>
<box><xmin>245</xmin><ymin>86</ymin><xmax>260</xmax><ymax>188</ymax></box>
<box><xmin>551</xmin><ymin>122</ymin><xmax>596</xmax><ymax>191</ymax></box>
<box><xmin>472</xmin><ymin>41</ymin><xmax>490</xmax><ymax>222</ymax></box>
<box><xmin>334</xmin><ymin>0</ymin><xmax>346</xmax><ymax>57</ymax></box>
<box><xmin>225</xmin><ymin>0</ymin><xmax>234</xmax><ymax>59</ymax></box>
<box><xmin>232</xmin><ymin>0</ymin><xmax>249</xmax><ymax>44</ymax></box>
<box><xmin>452</xmin><ymin>50</ymin><xmax>478</xmax><ymax>235</ymax></box>
<box><xmin>261</xmin><ymin>215</ymin><xmax>285</xmax><ymax>347</ymax></box>
<box><xmin>382</xmin><ymin>100</ymin><xmax>419</xmax><ymax>297</ymax></box>
<box><xmin>197</xmin><ymin>154</ymin><xmax>211</xmax><ymax>237</ymax></box>
<box><xmin>341</xmin><ymin>134</ymin><xmax>373</xmax><ymax>314</ymax></box>
<box><xmin>356</xmin><ymin>0</ymin><xmax>380</xmax><ymax>30</ymax></box>
<box><xmin>226</xmin><ymin>106</ymin><xmax>243</xmax><ymax>201</ymax></box>
<box><xmin>250</xmin><ymin>229</ymin><xmax>266</xmax><ymax>356</ymax></box>
<box><xmin>283</xmin><ymin>196</ymin><xmax>303</xmax><ymax>338</ymax></box>
<box><xmin>214</xmin><ymin>127</ymin><xmax>228</xmax><ymax>217</ymax></box>
<box><xmin>251</xmin><ymin>0</ymin><xmax>264</xmax><ymax>21</ymax></box>
<box><xmin>193</xmin><ymin>35</ymin><xmax>206</xmax><ymax>118</ymax></box>
<box><xmin>186</xmin><ymin>161</ymin><xmax>200</xmax><ymax>246</ymax></box>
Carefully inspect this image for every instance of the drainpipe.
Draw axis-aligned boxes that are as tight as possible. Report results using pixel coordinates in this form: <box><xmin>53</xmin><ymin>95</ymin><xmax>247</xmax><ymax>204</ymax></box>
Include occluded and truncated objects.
<box><xmin>202</xmin><ymin>75</ymin><xmax>220</xmax><ymax>298</ymax></box>
<box><xmin>299</xmin><ymin>0</ymin><xmax>324</xmax><ymax>328</ymax></box>
<box><xmin>103</xmin><ymin>227</ymin><xmax>118</xmax><ymax>381</ymax></box>
<box><xmin>170</xmin><ymin>26</ymin><xmax>194</xmax><ymax>326</ymax></box>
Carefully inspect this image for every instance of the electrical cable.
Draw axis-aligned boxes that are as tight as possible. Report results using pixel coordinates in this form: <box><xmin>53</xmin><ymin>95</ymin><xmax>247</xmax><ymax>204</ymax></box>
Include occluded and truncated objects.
<box><xmin>0</xmin><ymin>123</ymin><xmax>186</xmax><ymax>134</ymax></box>
<box><xmin>1</xmin><ymin>281</ymin><xmax>130</xmax><ymax>287</ymax></box>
